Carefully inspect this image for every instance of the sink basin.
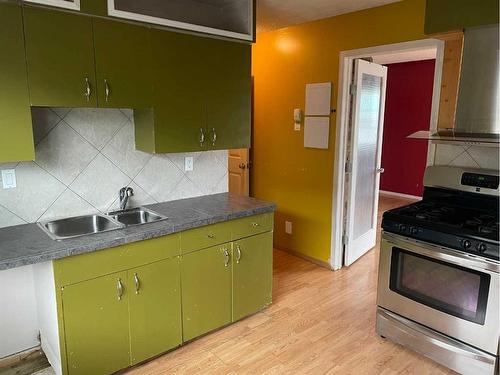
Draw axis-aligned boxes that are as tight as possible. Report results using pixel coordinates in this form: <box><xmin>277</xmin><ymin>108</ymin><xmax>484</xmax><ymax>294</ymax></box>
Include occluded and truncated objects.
<box><xmin>107</xmin><ymin>207</ymin><xmax>167</xmax><ymax>227</ymax></box>
<box><xmin>38</xmin><ymin>214</ymin><xmax>124</xmax><ymax>241</ymax></box>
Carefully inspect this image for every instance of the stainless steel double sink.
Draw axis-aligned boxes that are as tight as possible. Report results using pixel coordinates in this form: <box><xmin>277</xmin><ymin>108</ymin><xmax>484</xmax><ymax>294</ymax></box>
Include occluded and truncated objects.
<box><xmin>38</xmin><ymin>207</ymin><xmax>167</xmax><ymax>241</ymax></box>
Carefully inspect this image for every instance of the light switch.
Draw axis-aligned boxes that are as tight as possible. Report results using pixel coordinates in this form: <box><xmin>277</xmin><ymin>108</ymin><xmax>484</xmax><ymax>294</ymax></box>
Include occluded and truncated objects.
<box><xmin>184</xmin><ymin>156</ymin><xmax>194</xmax><ymax>172</ymax></box>
<box><xmin>1</xmin><ymin>169</ymin><xmax>17</xmax><ymax>189</ymax></box>
<box><xmin>285</xmin><ymin>221</ymin><xmax>292</xmax><ymax>235</ymax></box>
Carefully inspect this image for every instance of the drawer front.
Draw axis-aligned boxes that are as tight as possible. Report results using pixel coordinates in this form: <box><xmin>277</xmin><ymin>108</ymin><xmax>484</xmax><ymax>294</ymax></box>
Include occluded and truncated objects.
<box><xmin>180</xmin><ymin>222</ymin><xmax>231</xmax><ymax>254</ymax></box>
<box><xmin>231</xmin><ymin>213</ymin><xmax>273</xmax><ymax>240</ymax></box>
<box><xmin>54</xmin><ymin>234</ymin><xmax>180</xmax><ymax>286</ymax></box>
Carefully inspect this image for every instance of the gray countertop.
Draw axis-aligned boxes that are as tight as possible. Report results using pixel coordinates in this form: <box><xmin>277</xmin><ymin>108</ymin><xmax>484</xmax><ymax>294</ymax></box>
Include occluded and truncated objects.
<box><xmin>0</xmin><ymin>193</ymin><xmax>276</xmax><ymax>271</ymax></box>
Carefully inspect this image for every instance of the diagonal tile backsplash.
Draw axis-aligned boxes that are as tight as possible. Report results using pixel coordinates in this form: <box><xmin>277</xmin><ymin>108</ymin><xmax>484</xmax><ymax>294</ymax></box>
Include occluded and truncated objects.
<box><xmin>433</xmin><ymin>144</ymin><xmax>499</xmax><ymax>170</ymax></box>
<box><xmin>0</xmin><ymin>108</ymin><xmax>228</xmax><ymax>229</ymax></box>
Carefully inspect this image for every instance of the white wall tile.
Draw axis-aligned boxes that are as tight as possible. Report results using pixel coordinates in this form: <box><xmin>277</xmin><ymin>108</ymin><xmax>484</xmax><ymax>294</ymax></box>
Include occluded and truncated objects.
<box><xmin>70</xmin><ymin>154</ymin><xmax>131</xmax><ymax>212</ymax></box>
<box><xmin>0</xmin><ymin>108</ymin><xmax>229</xmax><ymax>228</ymax></box>
<box><xmin>35</xmin><ymin>122</ymin><xmax>98</xmax><ymax>185</ymax></box>
<box><xmin>31</xmin><ymin>107</ymin><xmax>61</xmax><ymax>145</ymax></box>
<box><xmin>135</xmin><ymin>155</ymin><xmax>184</xmax><ymax>202</ymax></box>
<box><xmin>101</xmin><ymin>121</ymin><xmax>152</xmax><ymax>178</ymax></box>
<box><xmin>64</xmin><ymin>108</ymin><xmax>128</xmax><ymax>150</ymax></box>
<box><xmin>39</xmin><ymin>189</ymin><xmax>97</xmax><ymax>222</ymax></box>
<box><xmin>467</xmin><ymin>146</ymin><xmax>499</xmax><ymax>170</ymax></box>
<box><xmin>0</xmin><ymin>162</ymin><xmax>65</xmax><ymax>222</ymax></box>
<box><xmin>0</xmin><ymin>205</ymin><xmax>26</xmax><ymax>229</ymax></box>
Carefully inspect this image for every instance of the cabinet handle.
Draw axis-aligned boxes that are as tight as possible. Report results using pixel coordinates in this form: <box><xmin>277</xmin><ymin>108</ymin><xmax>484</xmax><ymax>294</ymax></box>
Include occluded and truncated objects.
<box><xmin>84</xmin><ymin>77</ymin><xmax>91</xmax><ymax>102</ymax></box>
<box><xmin>134</xmin><ymin>273</ymin><xmax>140</xmax><ymax>294</ymax></box>
<box><xmin>251</xmin><ymin>222</ymin><xmax>259</xmax><ymax>227</ymax></box>
<box><xmin>236</xmin><ymin>245</ymin><xmax>242</xmax><ymax>264</ymax></box>
<box><xmin>211</xmin><ymin>128</ymin><xmax>217</xmax><ymax>146</ymax></box>
<box><xmin>199</xmin><ymin>128</ymin><xmax>205</xmax><ymax>146</ymax></box>
<box><xmin>238</xmin><ymin>163</ymin><xmax>246</xmax><ymax>170</ymax></box>
<box><xmin>207</xmin><ymin>233</ymin><xmax>215</xmax><ymax>239</ymax></box>
<box><xmin>117</xmin><ymin>278</ymin><xmax>124</xmax><ymax>300</ymax></box>
<box><xmin>104</xmin><ymin>79</ymin><xmax>110</xmax><ymax>102</ymax></box>
<box><xmin>223</xmin><ymin>248</ymin><xmax>230</xmax><ymax>267</ymax></box>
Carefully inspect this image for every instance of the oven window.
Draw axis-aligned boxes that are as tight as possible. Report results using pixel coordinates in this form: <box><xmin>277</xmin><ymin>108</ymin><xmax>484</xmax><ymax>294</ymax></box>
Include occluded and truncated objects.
<box><xmin>389</xmin><ymin>248</ymin><xmax>490</xmax><ymax>324</ymax></box>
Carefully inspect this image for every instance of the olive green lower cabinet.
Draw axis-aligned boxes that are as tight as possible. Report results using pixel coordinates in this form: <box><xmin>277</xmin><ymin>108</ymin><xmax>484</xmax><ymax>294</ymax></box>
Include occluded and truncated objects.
<box><xmin>32</xmin><ymin>213</ymin><xmax>273</xmax><ymax>375</ymax></box>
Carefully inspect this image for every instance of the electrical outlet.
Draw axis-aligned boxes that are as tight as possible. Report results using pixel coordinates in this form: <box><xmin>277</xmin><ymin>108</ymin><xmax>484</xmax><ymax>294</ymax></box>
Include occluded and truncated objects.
<box><xmin>285</xmin><ymin>221</ymin><xmax>292</xmax><ymax>235</ymax></box>
<box><xmin>1</xmin><ymin>169</ymin><xmax>16</xmax><ymax>189</ymax></box>
<box><xmin>184</xmin><ymin>156</ymin><xmax>194</xmax><ymax>172</ymax></box>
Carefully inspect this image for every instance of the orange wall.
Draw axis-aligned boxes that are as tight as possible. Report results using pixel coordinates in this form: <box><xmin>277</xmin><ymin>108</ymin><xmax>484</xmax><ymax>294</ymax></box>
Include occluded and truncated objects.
<box><xmin>252</xmin><ymin>0</ymin><xmax>427</xmax><ymax>264</ymax></box>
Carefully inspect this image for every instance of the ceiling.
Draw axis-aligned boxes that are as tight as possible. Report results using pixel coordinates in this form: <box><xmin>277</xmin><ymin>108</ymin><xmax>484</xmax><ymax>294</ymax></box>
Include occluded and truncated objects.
<box><xmin>256</xmin><ymin>0</ymin><xmax>401</xmax><ymax>33</ymax></box>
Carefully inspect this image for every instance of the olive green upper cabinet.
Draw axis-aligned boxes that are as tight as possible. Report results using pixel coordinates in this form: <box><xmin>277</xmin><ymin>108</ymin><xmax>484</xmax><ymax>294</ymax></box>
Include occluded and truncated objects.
<box><xmin>181</xmin><ymin>244</ymin><xmax>232</xmax><ymax>341</ymax></box>
<box><xmin>62</xmin><ymin>271</ymin><xmax>130</xmax><ymax>375</ymax></box>
<box><xmin>93</xmin><ymin>18</ymin><xmax>152</xmax><ymax>109</ymax></box>
<box><xmin>23</xmin><ymin>6</ymin><xmax>97</xmax><ymax>107</ymax></box>
<box><xmin>0</xmin><ymin>1</ymin><xmax>34</xmax><ymax>163</ymax></box>
<box><xmin>424</xmin><ymin>0</ymin><xmax>499</xmax><ymax>34</ymax></box>
<box><xmin>136</xmin><ymin>30</ymin><xmax>209</xmax><ymax>153</ymax></box>
<box><xmin>206</xmin><ymin>39</ymin><xmax>251</xmax><ymax>150</ymax></box>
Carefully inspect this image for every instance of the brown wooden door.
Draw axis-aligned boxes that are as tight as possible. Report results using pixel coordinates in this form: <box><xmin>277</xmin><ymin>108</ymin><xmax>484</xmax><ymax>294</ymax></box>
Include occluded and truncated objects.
<box><xmin>228</xmin><ymin>149</ymin><xmax>249</xmax><ymax>196</ymax></box>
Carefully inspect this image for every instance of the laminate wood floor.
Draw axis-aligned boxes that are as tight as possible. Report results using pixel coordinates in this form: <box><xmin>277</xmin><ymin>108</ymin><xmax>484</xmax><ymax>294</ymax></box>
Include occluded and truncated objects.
<box><xmin>125</xmin><ymin>196</ymin><xmax>455</xmax><ymax>375</ymax></box>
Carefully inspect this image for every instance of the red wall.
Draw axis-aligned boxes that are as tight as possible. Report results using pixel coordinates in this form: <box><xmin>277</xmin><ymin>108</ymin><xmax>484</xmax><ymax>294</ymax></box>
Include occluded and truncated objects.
<box><xmin>380</xmin><ymin>59</ymin><xmax>435</xmax><ymax>197</ymax></box>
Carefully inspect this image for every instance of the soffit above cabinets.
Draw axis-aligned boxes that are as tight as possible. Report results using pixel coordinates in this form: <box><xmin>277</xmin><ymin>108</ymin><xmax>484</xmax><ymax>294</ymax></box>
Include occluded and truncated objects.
<box><xmin>256</xmin><ymin>0</ymin><xmax>401</xmax><ymax>33</ymax></box>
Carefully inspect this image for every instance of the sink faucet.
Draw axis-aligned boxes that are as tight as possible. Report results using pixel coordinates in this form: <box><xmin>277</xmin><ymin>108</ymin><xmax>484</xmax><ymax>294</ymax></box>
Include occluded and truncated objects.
<box><xmin>119</xmin><ymin>187</ymin><xmax>134</xmax><ymax>211</ymax></box>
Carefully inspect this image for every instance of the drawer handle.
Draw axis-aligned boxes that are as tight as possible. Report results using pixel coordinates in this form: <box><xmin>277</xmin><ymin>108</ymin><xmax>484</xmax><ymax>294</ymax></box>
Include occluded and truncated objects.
<box><xmin>207</xmin><ymin>233</ymin><xmax>215</xmax><ymax>239</ymax></box>
<box><xmin>117</xmin><ymin>278</ymin><xmax>124</xmax><ymax>300</ymax></box>
<box><xmin>251</xmin><ymin>222</ymin><xmax>259</xmax><ymax>227</ymax></box>
<box><xmin>134</xmin><ymin>273</ymin><xmax>140</xmax><ymax>294</ymax></box>
<box><xmin>223</xmin><ymin>248</ymin><xmax>230</xmax><ymax>267</ymax></box>
<box><xmin>236</xmin><ymin>245</ymin><xmax>242</xmax><ymax>264</ymax></box>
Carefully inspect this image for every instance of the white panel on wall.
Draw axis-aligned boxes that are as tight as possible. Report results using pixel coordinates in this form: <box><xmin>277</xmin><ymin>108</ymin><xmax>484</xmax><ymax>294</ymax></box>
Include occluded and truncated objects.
<box><xmin>0</xmin><ymin>108</ymin><xmax>229</xmax><ymax>230</ymax></box>
<box><xmin>0</xmin><ymin>265</ymin><xmax>39</xmax><ymax>358</ymax></box>
<box><xmin>305</xmin><ymin>82</ymin><xmax>332</xmax><ymax>116</ymax></box>
<box><xmin>304</xmin><ymin>116</ymin><xmax>330</xmax><ymax>149</ymax></box>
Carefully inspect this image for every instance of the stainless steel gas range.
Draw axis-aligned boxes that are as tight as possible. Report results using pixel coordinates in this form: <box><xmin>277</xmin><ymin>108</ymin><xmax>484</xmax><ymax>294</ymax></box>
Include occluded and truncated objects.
<box><xmin>376</xmin><ymin>166</ymin><xmax>499</xmax><ymax>375</ymax></box>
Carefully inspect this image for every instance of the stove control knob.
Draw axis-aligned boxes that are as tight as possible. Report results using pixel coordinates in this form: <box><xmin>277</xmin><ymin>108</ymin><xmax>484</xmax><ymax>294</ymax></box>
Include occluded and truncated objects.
<box><xmin>477</xmin><ymin>243</ymin><xmax>487</xmax><ymax>253</ymax></box>
<box><xmin>462</xmin><ymin>240</ymin><xmax>471</xmax><ymax>249</ymax></box>
<box><xmin>399</xmin><ymin>224</ymin><xmax>407</xmax><ymax>232</ymax></box>
<box><xmin>410</xmin><ymin>227</ymin><xmax>418</xmax><ymax>235</ymax></box>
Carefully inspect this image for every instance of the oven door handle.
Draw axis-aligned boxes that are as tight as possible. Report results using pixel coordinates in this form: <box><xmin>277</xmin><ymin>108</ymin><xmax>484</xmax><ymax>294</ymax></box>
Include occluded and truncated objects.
<box><xmin>383</xmin><ymin>232</ymin><xmax>499</xmax><ymax>273</ymax></box>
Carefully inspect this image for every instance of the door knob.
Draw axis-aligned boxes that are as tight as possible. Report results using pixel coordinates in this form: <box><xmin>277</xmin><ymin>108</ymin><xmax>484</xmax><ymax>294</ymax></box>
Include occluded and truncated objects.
<box><xmin>377</xmin><ymin>167</ymin><xmax>385</xmax><ymax>173</ymax></box>
<box><xmin>239</xmin><ymin>163</ymin><xmax>246</xmax><ymax>170</ymax></box>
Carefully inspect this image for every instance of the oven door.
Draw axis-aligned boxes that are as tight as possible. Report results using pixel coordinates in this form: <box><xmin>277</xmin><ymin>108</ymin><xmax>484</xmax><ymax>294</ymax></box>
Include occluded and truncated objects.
<box><xmin>378</xmin><ymin>232</ymin><xmax>499</xmax><ymax>354</ymax></box>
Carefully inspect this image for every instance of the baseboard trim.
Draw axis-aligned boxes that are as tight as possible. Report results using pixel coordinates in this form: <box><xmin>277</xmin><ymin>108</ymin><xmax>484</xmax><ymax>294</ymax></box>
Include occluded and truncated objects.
<box><xmin>0</xmin><ymin>346</ymin><xmax>42</xmax><ymax>369</ymax></box>
<box><xmin>379</xmin><ymin>190</ymin><xmax>421</xmax><ymax>201</ymax></box>
<box><xmin>274</xmin><ymin>247</ymin><xmax>332</xmax><ymax>270</ymax></box>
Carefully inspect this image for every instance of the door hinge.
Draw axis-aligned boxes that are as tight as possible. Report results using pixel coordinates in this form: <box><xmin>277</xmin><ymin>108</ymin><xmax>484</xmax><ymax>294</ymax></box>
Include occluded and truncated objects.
<box><xmin>349</xmin><ymin>83</ymin><xmax>357</xmax><ymax>96</ymax></box>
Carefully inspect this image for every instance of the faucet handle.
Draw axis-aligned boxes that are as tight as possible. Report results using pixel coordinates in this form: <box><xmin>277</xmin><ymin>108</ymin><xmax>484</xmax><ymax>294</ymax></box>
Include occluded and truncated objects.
<box><xmin>126</xmin><ymin>187</ymin><xmax>134</xmax><ymax>197</ymax></box>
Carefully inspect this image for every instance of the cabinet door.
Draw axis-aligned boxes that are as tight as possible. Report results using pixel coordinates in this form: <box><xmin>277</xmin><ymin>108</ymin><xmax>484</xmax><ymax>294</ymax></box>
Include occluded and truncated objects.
<box><xmin>206</xmin><ymin>39</ymin><xmax>251</xmax><ymax>150</ymax></box>
<box><xmin>128</xmin><ymin>259</ymin><xmax>182</xmax><ymax>365</ymax></box>
<box><xmin>62</xmin><ymin>272</ymin><xmax>130</xmax><ymax>375</ymax></box>
<box><xmin>93</xmin><ymin>18</ymin><xmax>152</xmax><ymax>109</ymax></box>
<box><xmin>181</xmin><ymin>244</ymin><xmax>232</xmax><ymax>341</ymax></box>
<box><xmin>147</xmin><ymin>30</ymin><xmax>209</xmax><ymax>153</ymax></box>
<box><xmin>23</xmin><ymin>6</ymin><xmax>97</xmax><ymax>107</ymax></box>
<box><xmin>0</xmin><ymin>2</ymin><xmax>34</xmax><ymax>163</ymax></box>
<box><xmin>233</xmin><ymin>232</ymin><xmax>273</xmax><ymax>321</ymax></box>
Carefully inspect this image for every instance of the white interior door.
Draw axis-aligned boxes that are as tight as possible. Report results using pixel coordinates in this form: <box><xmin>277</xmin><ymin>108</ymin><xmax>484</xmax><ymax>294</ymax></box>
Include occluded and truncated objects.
<box><xmin>344</xmin><ymin>59</ymin><xmax>387</xmax><ymax>266</ymax></box>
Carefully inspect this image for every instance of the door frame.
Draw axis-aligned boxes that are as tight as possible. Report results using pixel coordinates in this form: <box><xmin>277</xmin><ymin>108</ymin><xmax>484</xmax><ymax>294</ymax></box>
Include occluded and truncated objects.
<box><xmin>330</xmin><ymin>38</ymin><xmax>445</xmax><ymax>270</ymax></box>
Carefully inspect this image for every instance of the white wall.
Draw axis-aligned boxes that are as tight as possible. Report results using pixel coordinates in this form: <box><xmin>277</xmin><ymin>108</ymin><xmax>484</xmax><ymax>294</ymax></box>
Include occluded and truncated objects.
<box><xmin>0</xmin><ymin>265</ymin><xmax>39</xmax><ymax>358</ymax></box>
